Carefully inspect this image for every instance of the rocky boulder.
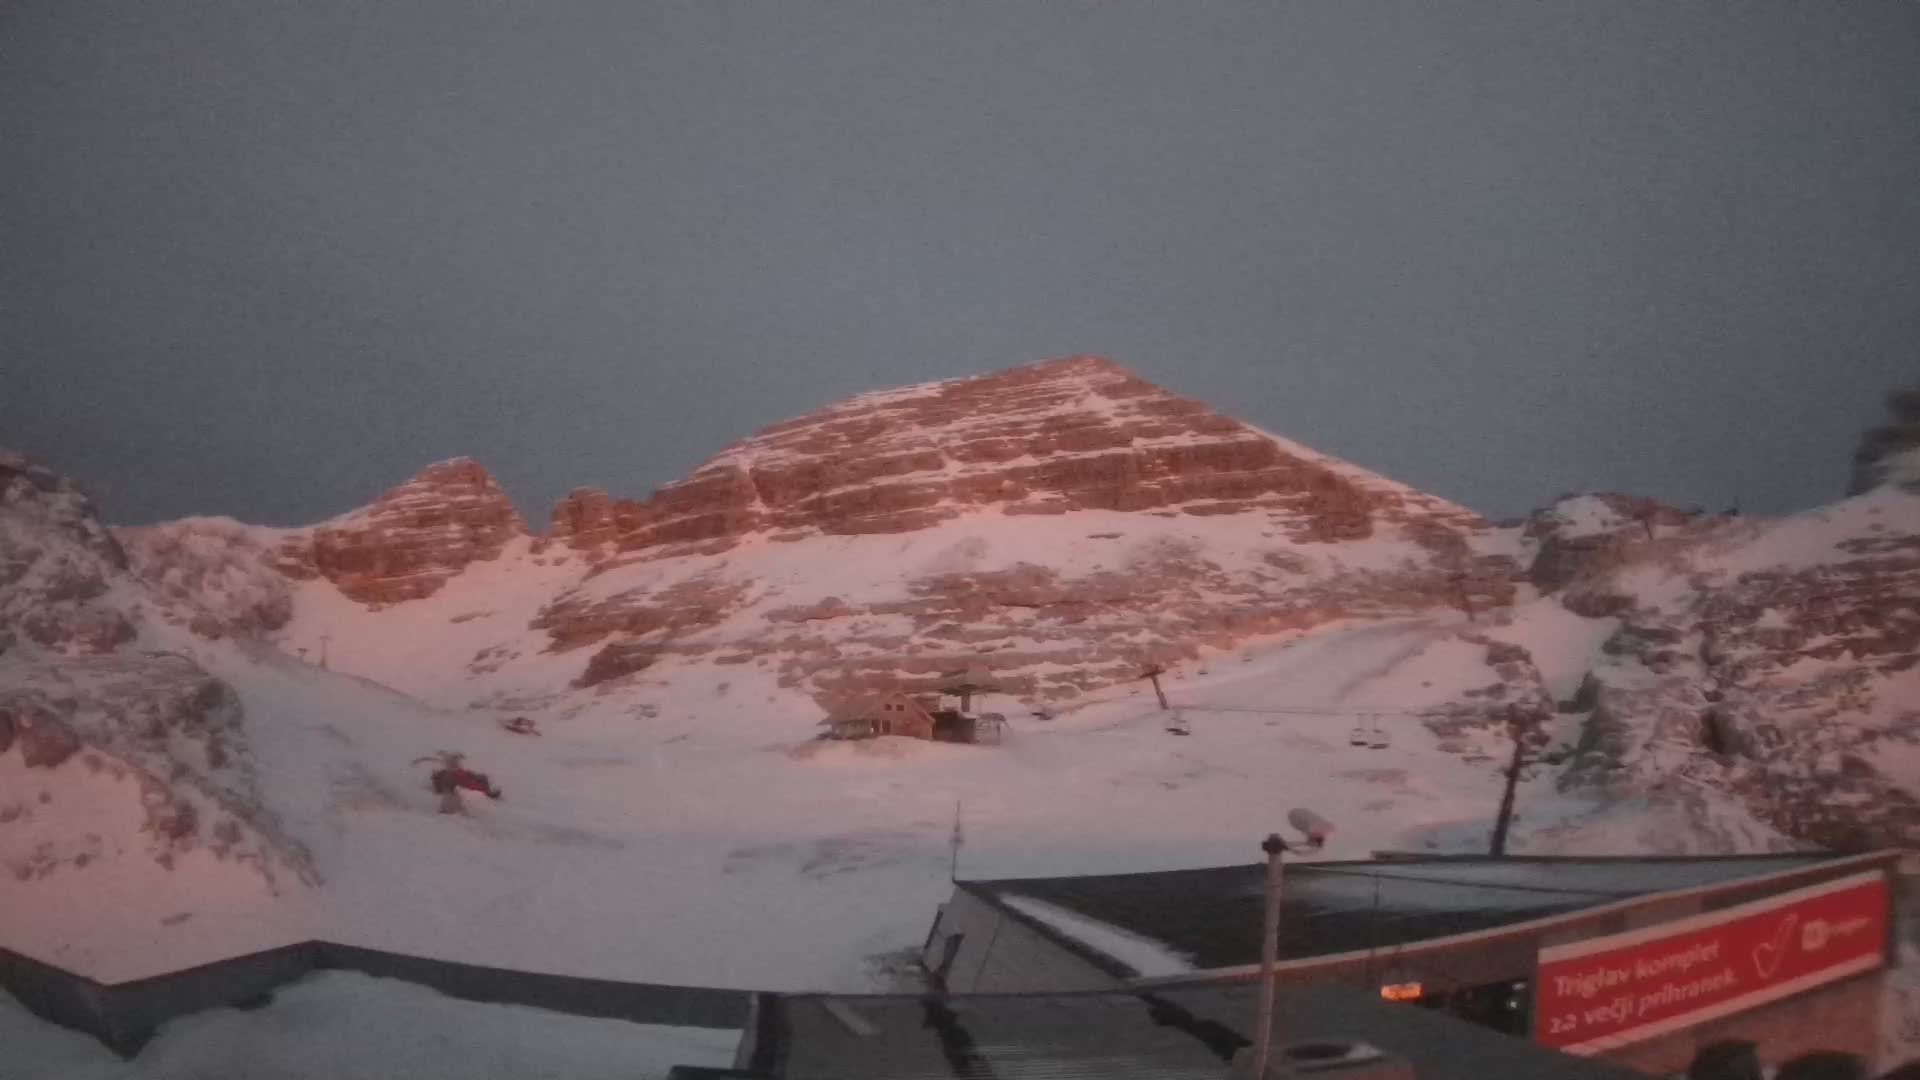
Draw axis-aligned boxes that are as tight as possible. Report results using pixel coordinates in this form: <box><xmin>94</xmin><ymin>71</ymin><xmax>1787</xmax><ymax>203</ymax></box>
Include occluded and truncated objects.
<box><xmin>10</xmin><ymin>704</ymin><xmax>79</xmax><ymax>768</ymax></box>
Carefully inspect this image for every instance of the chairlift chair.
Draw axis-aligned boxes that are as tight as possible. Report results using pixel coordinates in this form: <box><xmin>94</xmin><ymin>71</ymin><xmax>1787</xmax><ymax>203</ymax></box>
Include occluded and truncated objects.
<box><xmin>1167</xmin><ymin>709</ymin><xmax>1191</xmax><ymax>736</ymax></box>
<box><xmin>1349</xmin><ymin>720</ymin><xmax>1369</xmax><ymax>747</ymax></box>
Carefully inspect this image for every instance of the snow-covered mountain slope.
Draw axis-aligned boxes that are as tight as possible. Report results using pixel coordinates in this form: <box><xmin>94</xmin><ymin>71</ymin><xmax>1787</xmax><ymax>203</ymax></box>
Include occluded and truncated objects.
<box><xmin>1544</xmin><ymin>482</ymin><xmax>1920</xmax><ymax>852</ymax></box>
<box><xmin>254</xmin><ymin>357</ymin><xmax>1515</xmax><ymax>711</ymax></box>
<box><xmin>9</xmin><ymin>606</ymin><xmax>1606</xmax><ymax>988</ymax></box>
<box><xmin>1</xmin><ymin>458</ymin><xmax>318</xmax><ymax>977</ymax></box>
<box><xmin>5</xmin><ymin>357</ymin><xmax>1917</xmax><ymax>993</ymax></box>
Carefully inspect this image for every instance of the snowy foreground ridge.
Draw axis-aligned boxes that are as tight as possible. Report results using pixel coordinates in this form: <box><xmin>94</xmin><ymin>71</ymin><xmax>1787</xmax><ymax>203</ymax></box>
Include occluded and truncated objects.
<box><xmin>3</xmin><ymin>357</ymin><xmax>1918</xmax><ymax>1013</ymax></box>
<box><xmin>0</xmin><ymin>971</ymin><xmax>740</xmax><ymax>1080</ymax></box>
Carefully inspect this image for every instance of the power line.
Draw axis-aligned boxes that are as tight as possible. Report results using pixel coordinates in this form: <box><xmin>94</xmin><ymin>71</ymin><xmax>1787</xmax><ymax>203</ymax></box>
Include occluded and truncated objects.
<box><xmin>1169</xmin><ymin>701</ymin><xmax>1501</xmax><ymax>720</ymax></box>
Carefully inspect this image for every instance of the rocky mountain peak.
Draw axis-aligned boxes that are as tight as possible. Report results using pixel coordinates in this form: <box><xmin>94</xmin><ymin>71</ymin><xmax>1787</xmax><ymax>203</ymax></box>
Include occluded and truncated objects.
<box><xmin>0</xmin><ymin>451</ymin><xmax>136</xmax><ymax>654</ymax></box>
<box><xmin>284</xmin><ymin>457</ymin><xmax>527</xmax><ymax>605</ymax></box>
<box><xmin>545</xmin><ymin>354</ymin><xmax>1484</xmax><ymax>558</ymax></box>
<box><xmin>0</xmin><ymin>451</ymin><xmax>127</xmax><ymax>571</ymax></box>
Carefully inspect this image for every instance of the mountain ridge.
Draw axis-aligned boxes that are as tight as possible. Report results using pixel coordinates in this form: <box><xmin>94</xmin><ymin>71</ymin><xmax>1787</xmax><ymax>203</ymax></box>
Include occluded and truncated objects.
<box><xmin>4</xmin><ymin>356</ymin><xmax>1918</xmax><ymax>992</ymax></box>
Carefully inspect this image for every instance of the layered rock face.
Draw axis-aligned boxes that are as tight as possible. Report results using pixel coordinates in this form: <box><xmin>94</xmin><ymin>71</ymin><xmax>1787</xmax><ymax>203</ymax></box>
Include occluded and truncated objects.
<box><xmin>282</xmin><ymin>458</ymin><xmax>527</xmax><ymax>605</ymax></box>
<box><xmin>545</xmin><ymin>356</ymin><xmax>1485</xmax><ymax>557</ymax></box>
<box><xmin>103</xmin><ymin>360</ymin><xmax>1508</xmax><ymax>705</ymax></box>
<box><xmin>512</xmin><ymin>358</ymin><xmax>1511</xmax><ymax>702</ymax></box>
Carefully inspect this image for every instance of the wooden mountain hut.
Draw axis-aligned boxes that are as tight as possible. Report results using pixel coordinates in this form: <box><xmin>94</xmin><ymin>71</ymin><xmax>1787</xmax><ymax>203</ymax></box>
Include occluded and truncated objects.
<box><xmin>819</xmin><ymin>691</ymin><xmax>938</xmax><ymax>741</ymax></box>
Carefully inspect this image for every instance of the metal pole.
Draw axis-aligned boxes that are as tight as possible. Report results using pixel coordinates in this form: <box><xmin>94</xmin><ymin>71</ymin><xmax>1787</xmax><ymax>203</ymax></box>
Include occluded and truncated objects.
<box><xmin>1250</xmin><ymin>833</ymin><xmax>1287</xmax><ymax>1079</ymax></box>
<box><xmin>949</xmin><ymin>798</ymin><xmax>963</xmax><ymax>881</ymax></box>
<box><xmin>1491</xmin><ymin>706</ymin><xmax>1530</xmax><ymax>857</ymax></box>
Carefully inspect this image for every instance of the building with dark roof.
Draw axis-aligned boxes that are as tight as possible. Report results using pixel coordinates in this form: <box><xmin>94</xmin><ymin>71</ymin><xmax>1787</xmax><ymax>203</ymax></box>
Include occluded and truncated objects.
<box><xmin>918</xmin><ymin>849</ymin><xmax>1906</xmax><ymax>1075</ymax></box>
<box><xmin>725</xmin><ymin>982</ymin><xmax>1648</xmax><ymax>1080</ymax></box>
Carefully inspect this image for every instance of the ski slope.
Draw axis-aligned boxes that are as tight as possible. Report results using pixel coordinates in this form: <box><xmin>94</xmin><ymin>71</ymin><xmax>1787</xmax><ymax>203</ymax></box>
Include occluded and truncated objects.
<box><xmin>5</xmin><ymin>614</ymin><xmax>1608</xmax><ymax>991</ymax></box>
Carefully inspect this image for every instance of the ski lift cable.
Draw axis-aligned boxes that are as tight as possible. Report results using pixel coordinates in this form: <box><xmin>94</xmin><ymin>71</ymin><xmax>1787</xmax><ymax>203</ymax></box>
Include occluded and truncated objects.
<box><xmin>1171</xmin><ymin>702</ymin><xmax>1451</xmax><ymax>719</ymax></box>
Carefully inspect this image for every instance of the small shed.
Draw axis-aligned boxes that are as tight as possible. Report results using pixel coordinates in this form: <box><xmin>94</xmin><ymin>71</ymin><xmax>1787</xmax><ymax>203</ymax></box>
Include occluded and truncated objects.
<box><xmin>819</xmin><ymin>692</ymin><xmax>937</xmax><ymax>741</ymax></box>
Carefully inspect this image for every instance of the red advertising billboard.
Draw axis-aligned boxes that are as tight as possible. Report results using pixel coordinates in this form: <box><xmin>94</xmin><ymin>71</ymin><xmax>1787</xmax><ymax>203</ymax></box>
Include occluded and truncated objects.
<box><xmin>1534</xmin><ymin>870</ymin><xmax>1889</xmax><ymax>1055</ymax></box>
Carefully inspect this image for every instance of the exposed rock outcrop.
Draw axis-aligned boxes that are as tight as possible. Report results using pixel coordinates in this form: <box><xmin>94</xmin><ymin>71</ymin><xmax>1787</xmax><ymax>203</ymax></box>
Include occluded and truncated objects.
<box><xmin>284</xmin><ymin>458</ymin><xmax>527</xmax><ymax>605</ymax></box>
<box><xmin>545</xmin><ymin>487</ymin><xmax>620</xmax><ymax>551</ymax></box>
<box><xmin>500</xmin><ymin>358</ymin><xmax>1511</xmax><ymax>699</ymax></box>
<box><xmin>545</xmin><ymin>357</ymin><xmax>1485</xmax><ymax>558</ymax></box>
<box><xmin>0</xmin><ymin>650</ymin><xmax>317</xmax><ymax>886</ymax></box>
<box><xmin>117</xmin><ymin>516</ymin><xmax>295</xmax><ymax>639</ymax></box>
<box><xmin>1523</xmin><ymin>492</ymin><xmax>1701</xmax><ymax>595</ymax></box>
<box><xmin>0</xmin><ymin>450</ymin><xmax>137</xmax><ymax>654</ymax></box>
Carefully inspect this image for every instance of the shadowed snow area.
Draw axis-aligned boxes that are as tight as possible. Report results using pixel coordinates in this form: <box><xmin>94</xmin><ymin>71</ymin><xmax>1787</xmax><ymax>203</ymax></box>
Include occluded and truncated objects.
<box><xmin>0</xmin><ymin>972</ymin><xmax>739</xmax><ymax>1080</ymax></box>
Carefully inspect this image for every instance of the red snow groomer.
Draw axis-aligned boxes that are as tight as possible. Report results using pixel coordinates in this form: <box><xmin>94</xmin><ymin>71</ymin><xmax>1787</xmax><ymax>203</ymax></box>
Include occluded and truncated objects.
<box><xmin>412</xmin><ymin>751</ymin><xmax>501</xmax><ymax>812</ymax></box>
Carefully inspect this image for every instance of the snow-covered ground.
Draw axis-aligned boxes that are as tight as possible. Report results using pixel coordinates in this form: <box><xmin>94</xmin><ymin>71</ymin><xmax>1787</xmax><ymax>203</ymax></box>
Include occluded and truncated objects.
<box><xmin>6</xmin><ymin>613</ymin><xmax>1602</xmax><ymax>989</ymax></box>
<box><xmin>8</xmin><ymin>374</ymin><xmax>1915</xmax><ymax>1069</ymax></box>
<box><xmin>0</xmin><ymin>972</ymin><xmax>739</xmax><ymax>1080</ymax></box>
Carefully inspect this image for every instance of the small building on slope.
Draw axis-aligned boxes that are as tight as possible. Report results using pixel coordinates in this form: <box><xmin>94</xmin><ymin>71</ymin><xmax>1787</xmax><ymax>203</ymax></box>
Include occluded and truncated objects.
<box><xmin>818</xmin><ymin>692</ymin><xmax>938</xmax><ymax>741</ymax></box>
<box><xmin>817</xmin><ymin>691</ymin><xmax>1009</xmax><ymax>745</ymax></box>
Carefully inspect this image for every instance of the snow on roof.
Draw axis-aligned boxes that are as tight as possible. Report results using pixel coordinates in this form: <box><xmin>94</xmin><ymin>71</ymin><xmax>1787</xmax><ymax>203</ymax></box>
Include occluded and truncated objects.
<box><xmin>1001</xmin><ymin>893</ymin><xmax>1197</xmax><ymax>977</ymax></box>
<box><xmin>0</xmin><ymin>970</ymin><xmax>740</xmax><ymax>1080</ymax></box>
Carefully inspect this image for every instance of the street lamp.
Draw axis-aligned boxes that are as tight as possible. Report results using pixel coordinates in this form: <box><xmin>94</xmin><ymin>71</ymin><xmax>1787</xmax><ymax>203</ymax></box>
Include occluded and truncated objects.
<box><xmin>1246</xmin><ymin>809</ymin><xmax>1334</xmax><ymax>1079</ymax></box>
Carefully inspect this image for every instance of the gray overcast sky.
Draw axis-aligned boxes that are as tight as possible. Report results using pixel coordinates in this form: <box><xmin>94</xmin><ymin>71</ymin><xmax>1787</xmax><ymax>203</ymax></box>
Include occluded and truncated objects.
<box><xmin>4</xmin><ymin>3</ymin><xmax>1917</xmax><ymax>527</ymax></box>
